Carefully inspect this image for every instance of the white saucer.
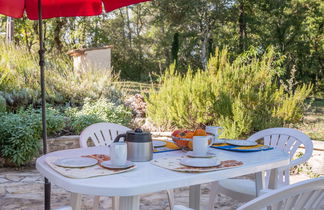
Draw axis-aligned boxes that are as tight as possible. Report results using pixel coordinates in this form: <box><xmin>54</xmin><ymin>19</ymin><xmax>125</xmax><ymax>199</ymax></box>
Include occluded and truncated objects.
<box><xmin>153</xmin><ymin>140</ymin><xmax>167</xmax><ymax>148</ymax></box>
<box><xmin>54</xmin><ymin>157</ymin><xmax>98</xmax><ymax>168</ymax></box>
<box><xmin>226</xmin><ymin>140</ymin><xmax>257</xmax><ymax>146</ymax></box>
<box><xmin>180</xmin><ymin>158</ymin><xmax>220</xmax><ymax>168</ymax></box>
<box><xmin>186</xmin><ymin>151</ymin><xmax>216</xmax><ymax>158</ymax></box>
<box><xmin>100</xmin><ymin>161</ymin><xmax>135</xmax><ymax>169</ymax></box>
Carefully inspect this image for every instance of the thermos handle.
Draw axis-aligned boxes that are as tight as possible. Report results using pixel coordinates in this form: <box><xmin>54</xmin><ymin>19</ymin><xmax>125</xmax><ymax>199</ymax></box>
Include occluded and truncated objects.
<box><xmin>114</xmin><ymin>134</ymin><xmax>126</xmax><ymax>142</ymax></box>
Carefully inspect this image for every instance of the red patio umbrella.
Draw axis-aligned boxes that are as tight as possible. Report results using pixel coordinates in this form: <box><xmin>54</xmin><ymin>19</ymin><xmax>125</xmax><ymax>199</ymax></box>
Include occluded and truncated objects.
<box><xmin>0</xmin><ymin>0</ymin><xmax>150</xmax><ymax>209</ymax></box>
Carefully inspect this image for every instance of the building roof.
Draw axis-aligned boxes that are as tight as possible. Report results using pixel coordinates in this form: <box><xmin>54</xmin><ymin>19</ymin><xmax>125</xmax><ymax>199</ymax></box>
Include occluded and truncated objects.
<box><xmin>67</xmin><ymin>46</ymin><xmax>113</xmax><ymax>57</ymax></box>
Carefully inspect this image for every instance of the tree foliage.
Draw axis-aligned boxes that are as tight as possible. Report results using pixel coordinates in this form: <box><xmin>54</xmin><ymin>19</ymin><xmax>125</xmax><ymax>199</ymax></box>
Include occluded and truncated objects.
<box><xmin>0</xmin><ymin>0</ymin><xmax>322</xmax><ymax>90</ymax></box>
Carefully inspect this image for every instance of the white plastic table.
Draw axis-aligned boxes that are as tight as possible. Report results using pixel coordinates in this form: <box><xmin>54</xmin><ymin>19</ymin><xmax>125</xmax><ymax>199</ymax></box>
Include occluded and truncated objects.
<box><xmin>36</xmin><ymin>146</ymin><xmax>290</xmax><ymax>210</ymax></box>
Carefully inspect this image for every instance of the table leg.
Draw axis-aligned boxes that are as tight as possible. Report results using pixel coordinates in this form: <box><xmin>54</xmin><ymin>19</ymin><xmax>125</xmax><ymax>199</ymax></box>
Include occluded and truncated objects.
<box><xmin>93</xmin><ymin>196</ymin><xmax>100</xmax><ymax>210</ymax></box>
<box><xmin>70</xmin><ymin>193</ymin><xmax>82</xmax><ymax>210</ymax></box>
<box><xmin>112</xmin><ymin>196</ymin><xmax>120</xmax><ymax>210</ymax></box>
<box><xmin>255</xmin><ymin>171</ymin><xmax>266</xmax><ymax>197</ymax></box>
<box><xmin>189</xmin><ymin>185</ymin><xmax>200</xmax><ymax>210</ymax></box>
<box><xmin>268</xmin><ymin>168</ymin><xmax>279</xmax><ymax>190</ymax></box>
<box><xmin>167</xmin><ymin>189</ymin><xmax>175</xmax><ymax>210</ymax></box>
<box><xmin>119</xmin><ymin>195</ymin><xmax>140</xmax><ymax>210</ymax></box>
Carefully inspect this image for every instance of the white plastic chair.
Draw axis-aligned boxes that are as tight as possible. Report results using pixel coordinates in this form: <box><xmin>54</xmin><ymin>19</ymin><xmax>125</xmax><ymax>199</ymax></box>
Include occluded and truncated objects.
<box><xmin>208</xmin><ymin>128</ymin><xmax>313</xmax><ymax>209</ymax></box>
<box><xmin>237</xmin><ymin>177</ymin><xmax>324</xmax><ymax>210</ymax></box>
<box><xmin>79</xmin><ymin>122</ymin><xmax>131</xmax><ymax>148</ymax></box>
<box><xmin>70</xmin><ymin>122</ymin><xmax>131</xmax><ymax>210</ymax></box>
<box><xmin>73</xmin><ymin>122</ymin><xmax>175</xmax><ymax>210</ymax></box>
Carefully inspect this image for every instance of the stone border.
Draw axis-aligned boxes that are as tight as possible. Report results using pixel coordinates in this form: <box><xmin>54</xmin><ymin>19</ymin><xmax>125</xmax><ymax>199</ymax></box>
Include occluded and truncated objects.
<box><xmin>47</xmin><ymin>135</ymin><xmax>80</xmax><ymax>153</ymax></box>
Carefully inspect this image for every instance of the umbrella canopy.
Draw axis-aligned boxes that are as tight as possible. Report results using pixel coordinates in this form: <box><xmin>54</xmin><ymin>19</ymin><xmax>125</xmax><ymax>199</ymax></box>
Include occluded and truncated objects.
<box><xmin>0</xmin><ymin>0</ymin><xmax>149</xmax><ymax>19</ymax></box>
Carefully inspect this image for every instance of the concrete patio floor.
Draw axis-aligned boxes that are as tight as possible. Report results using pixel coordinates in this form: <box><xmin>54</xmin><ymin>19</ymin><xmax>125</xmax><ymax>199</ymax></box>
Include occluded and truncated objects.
<box><xmin>1</xmin><ymin>167</ymin><xmax>322</xmax><ymax>210</ymax></box>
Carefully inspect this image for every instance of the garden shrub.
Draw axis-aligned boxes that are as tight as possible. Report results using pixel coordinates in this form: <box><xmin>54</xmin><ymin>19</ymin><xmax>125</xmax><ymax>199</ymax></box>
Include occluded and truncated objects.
<box><xmin>0</xmin><ymin>107</ymin><xmax>66</xmax><ymax>166</ymax></box>
<box><xmin>66</xmin><ymin>98</ymin><xmax>132</xmax><ymax>134</ymax></box>
<box><xmin>146</xmin><ymin>47</ymin><xmax>312</xmax><ymax>138</ymax></box>
<box><xmin>0</xmin><ymin>42</ymin><xmax>123</xmax><ymax>108</ymax></box>
<box><xmin>47</xmin><ymin>69</ymin><xmax>123</xmax><ymax>106</ymax></box>
<box><xmin>1</xmin><ymin>89</ymin><xmax>40</xmax><ymax>111</ymax></box>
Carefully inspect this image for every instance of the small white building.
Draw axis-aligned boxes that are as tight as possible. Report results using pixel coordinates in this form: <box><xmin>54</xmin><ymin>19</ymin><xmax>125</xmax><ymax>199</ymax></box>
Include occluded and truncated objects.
<box><xmin>67</xmin><ymin>46</ymin><xmax>112</xmax><ymax>72</ymax></box>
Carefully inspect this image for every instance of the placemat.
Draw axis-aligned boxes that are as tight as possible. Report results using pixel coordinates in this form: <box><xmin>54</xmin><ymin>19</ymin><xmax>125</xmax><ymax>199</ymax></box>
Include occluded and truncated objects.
<box><xmin>151</xmin><ymin>156</ymin><xmax>243</xmax><ymax>173</ymax></box>
<box><xmin>211</xmin><ymin>143</ymin><xmax>273</xmax><ymax>152</ymax></box>
<box><xmin>46</xmin><ymin>156</ymin><xmax>136</xmax><ymax>179</ymax></box>
<box><xmin>153</xmin><ymin>140</ymin><xmax>181</xmax><ymax>153</ymax></box>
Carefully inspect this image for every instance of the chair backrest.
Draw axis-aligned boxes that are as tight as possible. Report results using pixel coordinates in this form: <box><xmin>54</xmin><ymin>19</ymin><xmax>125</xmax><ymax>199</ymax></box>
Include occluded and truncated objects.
<box><xmin>79</xmin><ymin>122</ymin><xmax>131</xmax><ymax>148</ymax></box>
<box><xmin>247</xmin><ymin>127</ymin><xmax>313</xmax><ymax>186</ymax></box>
<box><xmin>237</xmin><ymin>177</ymin><xmax>324</xmax><ymax>210</ymax></box>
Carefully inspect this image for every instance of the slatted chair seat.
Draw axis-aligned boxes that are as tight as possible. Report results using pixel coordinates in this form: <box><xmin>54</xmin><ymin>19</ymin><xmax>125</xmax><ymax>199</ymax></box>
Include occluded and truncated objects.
<box><xmin>208</xmin><ymin>128</ymin><xmax>313</xmax><ymax>209</ymax></box>
<box><xmin>79</xmin><ymin>122</ymin><xmax>131</xmax><ymax>148</ymax></box>
<box><xmin>237</xmin><ymin>177</ymin><xmax>324</xmax><ymax>210</ymax></box>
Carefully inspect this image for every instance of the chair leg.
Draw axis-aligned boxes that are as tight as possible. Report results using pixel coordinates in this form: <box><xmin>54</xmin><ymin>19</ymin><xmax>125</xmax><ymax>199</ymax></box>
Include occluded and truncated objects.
<box><xmin>112</xmin><ymin>196</ymin><xmax>120</xmax><ymax>210</ymax></box>
<box><xmin>189</xmin><ymin>185</ymin><xmax>201</xmax><ymax>210</ymax></box>
<box><xmin>208</xmin><ymin>182</ymin><xmax>218</xmax><ymax>210</ymax></box>
<box><xmin>93</xmin><ymin>196</ymin><xmax>100</xmax><ymax>210</ymax></box>
<box><xmin>167</xmin><ymin>189</ymin><xmax>175</xmax><ymax>210</ymax></box>
<box><xmin>70</xmin><ymin>193</ymin><xmax>82</xmax><ymax>210</ymax></box>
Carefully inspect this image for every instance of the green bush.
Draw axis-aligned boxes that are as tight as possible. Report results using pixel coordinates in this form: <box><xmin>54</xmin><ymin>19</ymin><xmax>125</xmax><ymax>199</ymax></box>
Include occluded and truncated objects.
<box><xmin>146</xmin><ymin>47</ymin><xmax>312</xmax><ymax>138</ymax></box>
<box><xmin>0</xmin><ymin>107</ymin><xmax>66</xmax><ymax>166</ymax></box>
<box><xmin>66</xmin><ymin>98</ymin><xmax>132</xmax><ymax>134</ymax></box>
<box><xmin>23</xmin><ymin>107</ymin><xmax>67</xmax><ymax>137</ymax></box>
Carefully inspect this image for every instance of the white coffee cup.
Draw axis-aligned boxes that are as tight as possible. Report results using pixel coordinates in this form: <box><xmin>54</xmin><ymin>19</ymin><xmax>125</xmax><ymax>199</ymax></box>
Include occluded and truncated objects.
<box><xmin>110</xmin><ymin>142</ymin><xmax>127</xmax><ymax>166</ymax></box>
<box><xmin>193</xmin><ymin>136</ymin><xmax>213</xmax><ymax>156</ymax></box>
<box><xmin>206</xmin><ymin>126</ymin><xmax>223</xmax><ymax>141</ymax></box>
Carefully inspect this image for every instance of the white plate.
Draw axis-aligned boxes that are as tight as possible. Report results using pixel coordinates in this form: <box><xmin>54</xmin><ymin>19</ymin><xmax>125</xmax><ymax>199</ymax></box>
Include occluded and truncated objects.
<box><xmin>213</xmin><ymin>139</ymin><xmax>227</xmax><ymax>144</ymax></box>
<box><xmin>153</xmin><ymin>140</ymin><xmax>167</xmax><ymax>148</ymax></box>
<box><xmin>180</xmin><ymin>158</ymin><xmax>220</xmax><ymax>168</ymax></box>
<box><xmin>186</xmin><ymin>151</ymin><xmax>217</xmax><ymax>158</ymax></box>
<box><xmin>100</xmin><ymin>161</ymin><xmax>135</xmax><ymax>169</ymax></box>
<box><xmin>226</xmin><ymin>140</ymin><xmax>257</xmax><ymax>146</ymax></box>
<box><xmin>54</xmin><ymin>157</ymin><xmax>98</xmax><ymax>168</ymax></box>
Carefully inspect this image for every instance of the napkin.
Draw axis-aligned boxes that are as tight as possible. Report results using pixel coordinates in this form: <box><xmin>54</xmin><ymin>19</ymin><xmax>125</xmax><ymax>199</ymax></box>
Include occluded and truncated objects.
<box><xmin>153</xmin><ymin>140</ymin><xmax>180</xmax><ymax>153</ymax></box>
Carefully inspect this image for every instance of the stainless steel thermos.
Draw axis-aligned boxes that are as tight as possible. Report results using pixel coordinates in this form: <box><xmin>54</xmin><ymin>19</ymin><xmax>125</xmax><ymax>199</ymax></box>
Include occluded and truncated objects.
<box><xmin>114</xmin><ymin>128</ymin><xmax>153</xmax><ymax>162</ymax></box>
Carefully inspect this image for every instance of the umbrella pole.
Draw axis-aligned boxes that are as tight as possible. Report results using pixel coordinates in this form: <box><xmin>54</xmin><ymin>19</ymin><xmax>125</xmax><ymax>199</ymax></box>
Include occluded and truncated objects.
<box><xmin>38</xmin><ymin>0</ymin><xmax>51</xmax><ymax>209</ymax></box>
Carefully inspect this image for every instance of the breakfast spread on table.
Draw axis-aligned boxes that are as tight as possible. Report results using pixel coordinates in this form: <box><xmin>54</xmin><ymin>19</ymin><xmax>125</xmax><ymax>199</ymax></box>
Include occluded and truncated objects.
<box><xmin>171</xmin><ymin>127</ymin><xmax>272</xmax><ymax>152</ymax></box>
<box><xmin>45</xmin><ymin>126</ymin><xmax>275</xmax><ymax>177</ymax></box>
<box><xmin>150</xmin><ymin>127</ymin><xmax>245</xmax><ymax>172</ymax></box>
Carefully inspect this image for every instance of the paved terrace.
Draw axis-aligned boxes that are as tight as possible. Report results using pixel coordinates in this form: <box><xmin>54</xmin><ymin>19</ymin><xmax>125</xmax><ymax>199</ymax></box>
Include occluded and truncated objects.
<box><xmin>0</xmin><ymin>167</ymin><xmax>321</xmax><ymax>210</ymax></box>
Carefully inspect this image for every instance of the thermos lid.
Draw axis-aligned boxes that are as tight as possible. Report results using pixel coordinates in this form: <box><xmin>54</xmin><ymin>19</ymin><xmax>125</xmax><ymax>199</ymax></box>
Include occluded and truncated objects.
<box><xmin>126</xmin><ymin>128</ymin><xmax>152</xmax><ymax>142</ymax></box>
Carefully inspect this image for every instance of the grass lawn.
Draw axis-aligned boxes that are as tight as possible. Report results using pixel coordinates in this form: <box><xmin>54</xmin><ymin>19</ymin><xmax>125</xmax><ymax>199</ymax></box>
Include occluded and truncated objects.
<box><xmin>294</xmin><ymin>98</ymin><xmax>324</xmax><ymax>141</ymax></box>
